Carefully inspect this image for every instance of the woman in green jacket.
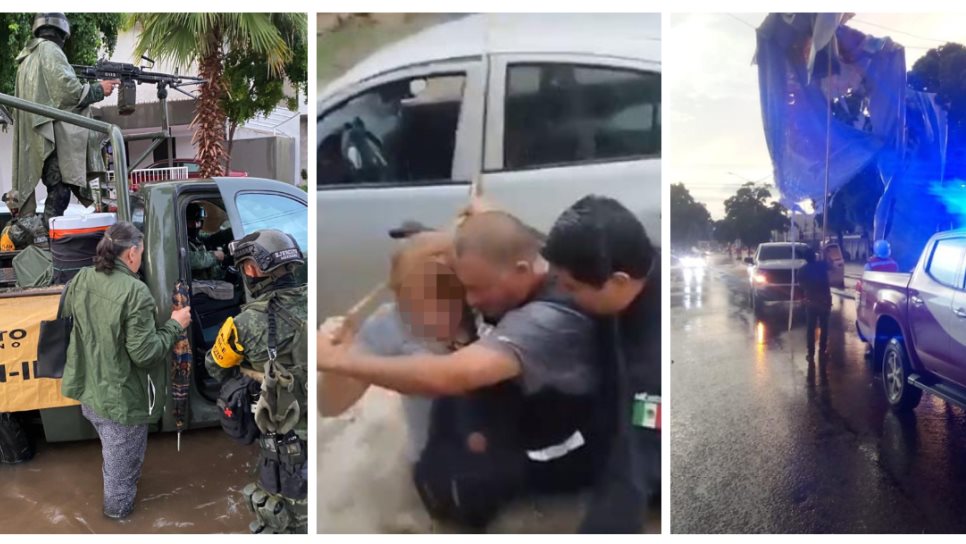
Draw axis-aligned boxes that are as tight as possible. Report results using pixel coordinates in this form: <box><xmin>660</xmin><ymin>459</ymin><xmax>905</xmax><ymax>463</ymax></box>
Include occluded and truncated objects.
<box><xmin>61</xmin><ymin>221</ymin><xmax>191</xmax><ymax>519</ymax></box>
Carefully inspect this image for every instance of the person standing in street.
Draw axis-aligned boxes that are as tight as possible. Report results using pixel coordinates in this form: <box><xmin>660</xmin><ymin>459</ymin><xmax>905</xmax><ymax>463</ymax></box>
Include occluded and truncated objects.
<box><xmin>12</xmin><ymin>13</ymin><xmax>118</xmax><ymax>233</ymax></box>
<box><xmin>865</xmin><ymin>239</ymin><xmax>899</xmax><ymax>272</ymax></box>
<box><xmin>61</xmin><ymin>221</ymin><xmax>192</xmax><ymax>519</ymax></box>
<box><xmin>798</xmin><ymin>249</ymin><xmax>833</xmax><ymax>361</ymax></box>
<box><xmin>205</xmin><ymin>229</ymin><xmax>308</xmax><ymax>534</ymax></box>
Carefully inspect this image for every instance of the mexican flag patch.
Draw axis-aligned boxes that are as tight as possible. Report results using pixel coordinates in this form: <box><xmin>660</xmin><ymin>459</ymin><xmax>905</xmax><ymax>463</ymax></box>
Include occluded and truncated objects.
<box><xmin>633</xmin><ymin>393</ymin><xmax>661</xmax><ymax>430</ymax></box>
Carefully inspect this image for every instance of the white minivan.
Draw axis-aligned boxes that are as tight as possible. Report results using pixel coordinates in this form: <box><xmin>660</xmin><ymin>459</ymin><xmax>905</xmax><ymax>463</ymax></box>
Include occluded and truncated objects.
<box><xmin>317</xmin><ymin>13</ymin><xmax>661</xmax><ymax>314</ymax></box>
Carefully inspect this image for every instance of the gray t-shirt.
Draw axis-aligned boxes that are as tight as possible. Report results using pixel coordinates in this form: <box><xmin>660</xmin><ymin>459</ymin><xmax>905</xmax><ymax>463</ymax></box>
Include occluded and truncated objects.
<box><xmin>476</xmin><ymin>292</ymin><xmax>598</xmax><ymax>396</ymax></box>
<box><xmin>353</xmin><ymin>303</ymin><xmax>449</xmax><ymax>463</ymax></box>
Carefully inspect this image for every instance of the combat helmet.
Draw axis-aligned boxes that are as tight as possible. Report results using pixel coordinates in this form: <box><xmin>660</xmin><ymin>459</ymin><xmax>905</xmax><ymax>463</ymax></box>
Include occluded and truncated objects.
<box><xmin>32</xmin><ymin>13</ymin><xmax>70</xmax><ymax>39</ymax></box>
<box><xmin>230</xmin><ymin>229</ymin><xmax>304</xmax><ymax>278</ymax></box>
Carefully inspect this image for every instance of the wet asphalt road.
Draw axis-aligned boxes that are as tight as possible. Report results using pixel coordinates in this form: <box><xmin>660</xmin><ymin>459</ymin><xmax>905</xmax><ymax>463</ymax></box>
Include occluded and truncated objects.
<box><xmin>0</xmin><ymin>425</ymin><xmax>257</xmax><ymax>533</ymax></box>
<box><xmin>672</xmin><ymin>255</ymin><xmax>966</xmax><ymax>534</ymax></box>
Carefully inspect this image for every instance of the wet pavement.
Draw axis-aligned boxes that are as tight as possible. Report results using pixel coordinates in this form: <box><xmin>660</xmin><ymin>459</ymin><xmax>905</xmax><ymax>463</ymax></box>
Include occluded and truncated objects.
<box><xmin>0</xmin><ymin>425</ymin><xmax>257</xmax><ymax>533</ymax></box>
<box><xmin>671</xmin><ymin>254</ymin><xmax>966</xmax><ymax>533</ymax></box>
<box><xmin>318</xmin><ymin>388</ymin><xmax>661</xmax><ymax>533</ymax></box>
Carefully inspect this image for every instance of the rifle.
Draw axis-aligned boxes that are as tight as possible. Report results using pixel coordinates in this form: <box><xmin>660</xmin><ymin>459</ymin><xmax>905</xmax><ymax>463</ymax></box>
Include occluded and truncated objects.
<box><xmin>72</xmin><ymin>56</ymin><xmax>204</xmax><ymax>116</ymax></box>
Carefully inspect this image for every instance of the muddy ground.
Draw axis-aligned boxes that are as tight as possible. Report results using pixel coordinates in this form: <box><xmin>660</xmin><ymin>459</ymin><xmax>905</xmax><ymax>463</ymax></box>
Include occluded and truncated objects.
<box><xmin>1</xmin><ymin>424</ymin><xmax>257</xmax><ymax>533</ymax></box>
<box><xmin>317</xmin><ymin>387</ymin><xmax>661</xmax><ymax>533</ymax></box>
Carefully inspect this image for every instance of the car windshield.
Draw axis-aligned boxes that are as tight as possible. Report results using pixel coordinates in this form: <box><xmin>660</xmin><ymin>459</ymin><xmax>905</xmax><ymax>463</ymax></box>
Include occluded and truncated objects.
<box><xmin>758</xmin><ymin>244</ymin><xmax>810</xmax><ymax>261</ymax></box>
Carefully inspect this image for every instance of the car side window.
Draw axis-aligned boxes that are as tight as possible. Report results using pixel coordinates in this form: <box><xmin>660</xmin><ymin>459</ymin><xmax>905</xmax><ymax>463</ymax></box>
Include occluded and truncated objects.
<box><xmin>317</xmin><ymin>74</ymin><xmax>467</xmax><ymax>186</ymax></box>
<box><xmin>235</xmin><ymin>193</ymin><xmax>308</xmax><ymax>252</ymax></box>
<box><xmin>184</xmin><ymin>162</ymin><xmax>201</xmax><ymax>174</ymax></box>
<box><xmin>503</xmin><ymin>63</ymin><xmax>660</xmax><ymax>170</ymax></box>
<box><xmin>927</xmin><ymin>238</ymin><xmax>966</xmax><ymax>288</ymax></box>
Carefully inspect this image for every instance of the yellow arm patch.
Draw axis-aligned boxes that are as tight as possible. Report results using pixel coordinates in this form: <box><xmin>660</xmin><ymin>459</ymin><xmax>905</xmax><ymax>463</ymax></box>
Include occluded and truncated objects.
<box><xmin>211</xmin><ymin>316</ymin><xmax>245</xmax><ymax>368</ymax></box>
<box><xmin>1</xmin><ymin>227</ymin><xmax>14</xmax><ymax>252</ymax></box>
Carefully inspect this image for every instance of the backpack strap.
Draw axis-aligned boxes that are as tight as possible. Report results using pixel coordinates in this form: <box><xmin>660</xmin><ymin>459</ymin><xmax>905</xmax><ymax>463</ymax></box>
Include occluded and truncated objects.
<box><xmin>57</xmin><ymin>279</ymin><xmax>72</xmax><ymax>319</ymax></box>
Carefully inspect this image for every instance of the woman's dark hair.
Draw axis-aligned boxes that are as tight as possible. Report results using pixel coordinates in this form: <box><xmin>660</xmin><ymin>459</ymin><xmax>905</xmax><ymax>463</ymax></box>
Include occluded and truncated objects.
<box><xmin>95</xmin><ymin>221</ymin><xmax>144</xmax><ymax>273</ymax></box>
<box><xmin>542</xmin><ymin>195</ymin><xmax>655</xmax><ymax>287</ymax></box>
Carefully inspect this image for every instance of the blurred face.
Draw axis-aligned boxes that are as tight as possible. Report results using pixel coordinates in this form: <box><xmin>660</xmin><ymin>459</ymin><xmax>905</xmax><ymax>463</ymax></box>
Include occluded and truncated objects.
<box><xmin>455</xmin><ymin>252</ymin><xmax>533</xmax><ymax>320</ymax></box>
<box><xmin>554</xmin><ymin>268</ymin><xmax>639</xmax><ymax>316</ymax></box>
<box><xmin>397</xmin><ymin>262</ymin><xmax>465</xmax><ymax>342</ymax></box>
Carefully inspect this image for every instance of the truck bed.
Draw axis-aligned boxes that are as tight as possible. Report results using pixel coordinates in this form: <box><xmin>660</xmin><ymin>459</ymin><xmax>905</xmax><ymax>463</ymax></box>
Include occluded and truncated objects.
<box><xmin>860</xmin><ymin>270</ymin><xmax>911</xmax><ymax>290</ymax></box>
<box><xmin>856</xmin><ymin>270</ymin><xmax>911</xmax><ymax>349</ymax></box>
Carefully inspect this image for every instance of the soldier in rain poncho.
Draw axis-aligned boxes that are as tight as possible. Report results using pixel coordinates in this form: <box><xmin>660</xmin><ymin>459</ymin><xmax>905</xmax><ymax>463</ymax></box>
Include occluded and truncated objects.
<box><xmin>11</xmin><ymin>13</ymin><xmax>118</xmax><ymax>241</ymax></box>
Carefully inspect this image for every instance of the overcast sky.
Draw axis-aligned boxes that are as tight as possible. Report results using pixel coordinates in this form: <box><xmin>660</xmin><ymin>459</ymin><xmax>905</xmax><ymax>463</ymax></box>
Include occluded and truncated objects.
<box><xmin>668</xmin><ymin>13</ymin><xmax>966</xmax><ymax>219</ymax></box>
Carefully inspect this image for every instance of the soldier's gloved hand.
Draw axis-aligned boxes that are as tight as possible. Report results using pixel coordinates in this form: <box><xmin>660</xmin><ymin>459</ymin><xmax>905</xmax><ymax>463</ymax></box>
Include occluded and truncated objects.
<box><xmin>212</xmin><ymin>316</ymin><xmax>246</xmax><ymax>369</ymax></box>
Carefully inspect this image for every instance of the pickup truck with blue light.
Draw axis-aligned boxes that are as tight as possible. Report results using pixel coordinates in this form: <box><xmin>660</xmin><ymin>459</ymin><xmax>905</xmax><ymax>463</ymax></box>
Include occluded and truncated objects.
<box><xmin>856</xmin><ymin>229</ymin><xmax>966</xmax><ymax>411</ymax></box>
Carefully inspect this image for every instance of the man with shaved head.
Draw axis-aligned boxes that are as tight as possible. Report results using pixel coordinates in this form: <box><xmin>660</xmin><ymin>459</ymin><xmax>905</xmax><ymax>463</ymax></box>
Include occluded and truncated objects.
<box><xmin>319</xmin><ymin>208</ymin><xmax>606</xmax><ymax>525</ymax></box>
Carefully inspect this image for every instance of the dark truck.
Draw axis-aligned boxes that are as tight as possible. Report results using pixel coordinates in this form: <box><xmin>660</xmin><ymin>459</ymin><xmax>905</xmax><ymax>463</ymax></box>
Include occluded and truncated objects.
<box><xmin>856</xmin><ymin>229</ymin><xmax>966</xmax><ymax>411</ymax></box>
<box><xmin>0</xmin><ymin>92</ymin><xmax>307</xmax><ymax>443</ymax></box>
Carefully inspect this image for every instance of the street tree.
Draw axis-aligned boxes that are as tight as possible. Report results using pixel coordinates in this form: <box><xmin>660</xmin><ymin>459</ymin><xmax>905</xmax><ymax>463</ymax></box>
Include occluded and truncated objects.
<box><xmin>721</xmin><ymin>182</ymin><xmax>788</xmax><ymax>248</ymax></box>
<box><xmin>909</xmin><ymin>42</ymin><xmax>966</xmax><ymax>179</ymax></box>
<box><xmin>1</xmin><ymin>13</ymin><xmax>121</xmax><ymax>95</ymax></box>
<box><xmin>130</xmin><ymin>13</ymin><xmax>305</xmax><ymax>178</ymax></box>
<box><xmin>670</xmin><ymin>182</ymin><xmax>712</xmax><ymax>248</ymax></box>
<box><xmin>823</xmin><ymin>163</ymin><xmax>883</xmax><ymax>250</ymax></box>
<box><xmin>221</xmin><ymin>14</ymin><xmax>307</xmax><ymax>173</ymax></box>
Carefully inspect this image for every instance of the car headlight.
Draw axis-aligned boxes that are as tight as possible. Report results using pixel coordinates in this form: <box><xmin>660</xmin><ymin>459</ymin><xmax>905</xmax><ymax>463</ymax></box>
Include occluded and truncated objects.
<box><xmin>754</xmin><ymin>273</ymin><xmax>768</xmax><ymax>284</ymax></box>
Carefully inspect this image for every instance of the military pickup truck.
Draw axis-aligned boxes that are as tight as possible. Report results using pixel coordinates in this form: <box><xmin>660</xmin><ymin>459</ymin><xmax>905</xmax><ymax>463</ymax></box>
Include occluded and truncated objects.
<box><xmin>0</xmin><ymin>92</ymin><xmax>307</xmax><ymax>443</ymax></box>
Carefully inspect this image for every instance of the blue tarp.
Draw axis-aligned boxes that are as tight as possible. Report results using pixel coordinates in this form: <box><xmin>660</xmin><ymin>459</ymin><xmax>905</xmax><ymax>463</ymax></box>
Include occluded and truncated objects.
<box><xmin>756</xmin><ymin>13</ymin><xmax>950</xmax><ymax>269</ymax></box>
<box><xmin>756</xmin><ymin>13</ymin><xmax>906</xmax><ymax>208</ymax></box>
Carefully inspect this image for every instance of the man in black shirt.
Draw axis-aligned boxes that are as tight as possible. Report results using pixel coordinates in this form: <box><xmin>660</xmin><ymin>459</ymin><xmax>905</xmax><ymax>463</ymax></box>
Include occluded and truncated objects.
<box><xmin>542</xmin><ymin>195</ymin><xmax>660</xmax><ymax>533</ymax></box>
<box><xmin>797</xmin><ymin>249</ymin><xmax>832</xmax><ymax>361</ymax></box>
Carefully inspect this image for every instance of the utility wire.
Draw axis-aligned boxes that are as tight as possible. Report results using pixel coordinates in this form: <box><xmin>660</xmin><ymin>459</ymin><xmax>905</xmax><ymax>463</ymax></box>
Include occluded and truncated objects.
<box><xmin>850</xmin><ymin>18</ymin><xmax>951</xmax><ymax>44</ymax></box>
<box><xmin>725</xmin><ymin>13</ymin><xmax>757</xmax><ymax>31</ymax></box>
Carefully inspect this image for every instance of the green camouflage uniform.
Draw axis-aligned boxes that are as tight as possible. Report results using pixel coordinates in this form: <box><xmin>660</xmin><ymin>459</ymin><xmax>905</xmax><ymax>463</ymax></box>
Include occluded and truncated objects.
<box><xmin>189</xmin><ymin>238</ymin><xmax>224</xmax><ymax>281</ymax></box>
<box><xmin>12</xmin><ymin>37</ymin><xmax>105</xmax><ymax>226</ymax></box>
<box><xmin>205</xmin><ymin>284</ymin><xmax>307</xmax><ymax>534</ymax></box>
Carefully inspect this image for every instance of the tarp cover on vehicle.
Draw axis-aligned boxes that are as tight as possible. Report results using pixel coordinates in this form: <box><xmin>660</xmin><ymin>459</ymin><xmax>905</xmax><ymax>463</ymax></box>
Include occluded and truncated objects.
<box><xmin>13</xmin><ymin>245</ymin><xmax>53</xmax><ymax>288</ymax></box>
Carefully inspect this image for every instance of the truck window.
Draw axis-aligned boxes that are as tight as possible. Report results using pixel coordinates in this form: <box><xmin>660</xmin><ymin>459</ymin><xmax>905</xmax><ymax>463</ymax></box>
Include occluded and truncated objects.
<box><xmin>503</xmin><ymin>63</ymin><xmax>660</xmax><ymax>170</ymax></box>
<box><xmin>927</xmin><ymin>238</ymin><xmax>966</xmax><ymax>289</ymax></box>
<box><xmin>235</xmin><ymin>193</ymin><xmax>308</xmax><ymax>252</ymax></box>
<box><xmin>757</xmin><ymin>244</ymin><xmax>810</xmax><ymax>261</ymax></box>
<box><xmin>317</xmin><ymin>74</ymin><xmax>467</xmax><ymax>186</ymax></box>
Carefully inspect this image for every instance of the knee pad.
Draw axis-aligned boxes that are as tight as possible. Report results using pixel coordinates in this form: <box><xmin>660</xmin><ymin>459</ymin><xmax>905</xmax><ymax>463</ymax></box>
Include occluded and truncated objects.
<box><xmin>242</xmin><ymin>482</ymin><xmax>306</xmax><ymax>534</ymax></box>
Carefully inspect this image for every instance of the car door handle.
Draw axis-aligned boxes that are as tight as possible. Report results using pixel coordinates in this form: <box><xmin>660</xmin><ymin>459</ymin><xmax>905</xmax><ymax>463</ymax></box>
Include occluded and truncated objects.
<box><xmin>956</xmin><ymin>307</ymin><xmax>966</xmax><ymax>319</ymax></box>
<box><xmin>910</xmin><ymin>296</ymin><xmax>924</xmax><ymax>307</ymax></box>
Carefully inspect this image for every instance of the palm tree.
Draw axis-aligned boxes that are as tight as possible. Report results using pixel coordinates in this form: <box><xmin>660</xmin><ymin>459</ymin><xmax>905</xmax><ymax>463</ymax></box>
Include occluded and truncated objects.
<box><xmin>129</xmin><ymin>14</ymin><xmax>303</xmax><ymax>178</ymax></box>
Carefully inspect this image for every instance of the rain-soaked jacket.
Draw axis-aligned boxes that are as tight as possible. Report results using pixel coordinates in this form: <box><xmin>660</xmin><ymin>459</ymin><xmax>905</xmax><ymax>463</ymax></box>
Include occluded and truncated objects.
<box><xmin>61</xmin><ymin>261</ymin><xmax>182</xmax><ymax>425</ymax></box>
<box><xmin>11</xmin><ymin>38</ymin><xmax>105</xmax><ymax>211</ymax></box>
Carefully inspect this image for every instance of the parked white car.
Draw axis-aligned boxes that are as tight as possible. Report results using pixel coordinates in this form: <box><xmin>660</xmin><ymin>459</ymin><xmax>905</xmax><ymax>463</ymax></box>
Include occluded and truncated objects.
<box><xmin>316</xmin><ymin>13</ymin><xmax>661</xmax><ymax>314</ymax></box>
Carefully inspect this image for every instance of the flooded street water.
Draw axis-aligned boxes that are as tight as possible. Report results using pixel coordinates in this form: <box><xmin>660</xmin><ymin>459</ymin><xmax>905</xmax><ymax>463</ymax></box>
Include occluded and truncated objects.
<box><xmin>317</xmin><ymin>388</ymin><xmax>660</xmax><ymax>534</ymax></box>
<box><xmin>1</xmin><ymin>425</ymin><xmax>257</xmax><ymax>533</ymax></box>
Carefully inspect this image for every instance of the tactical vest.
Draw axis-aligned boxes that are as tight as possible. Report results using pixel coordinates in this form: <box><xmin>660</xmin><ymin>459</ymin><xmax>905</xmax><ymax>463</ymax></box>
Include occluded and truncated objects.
<box><xmin>247</xmin><ymin>290</ymin><xmax>308</xmax><ymax>440</ymax></box>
